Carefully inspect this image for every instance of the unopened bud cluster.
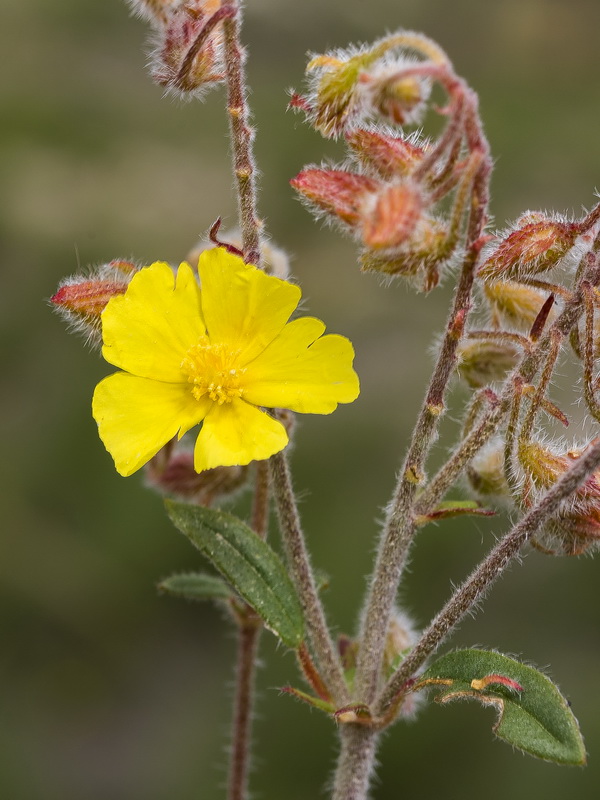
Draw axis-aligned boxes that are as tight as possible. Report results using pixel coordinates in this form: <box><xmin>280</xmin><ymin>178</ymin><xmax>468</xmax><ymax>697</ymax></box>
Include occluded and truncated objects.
<box><xmin>459</xmin><ymin>202</ymin><xmax>600</xmax><ymax>554</ymax></box>
<box><xmin>291</xmin><ymin>33</ymin><xmax>484</xmax><ymax>291</ymax></box>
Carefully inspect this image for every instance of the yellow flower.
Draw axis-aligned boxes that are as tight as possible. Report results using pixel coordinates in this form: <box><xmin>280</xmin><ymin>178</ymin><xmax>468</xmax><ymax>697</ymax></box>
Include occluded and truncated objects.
<box><xmin>92</xmin><ymin>248</ymin><xmax>360</xmax><ymax>475</ymax></box>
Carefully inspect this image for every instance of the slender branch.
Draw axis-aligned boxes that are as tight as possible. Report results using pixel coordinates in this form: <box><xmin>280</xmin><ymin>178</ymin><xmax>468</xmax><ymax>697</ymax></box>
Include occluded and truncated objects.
<box><xmin>228</xmin><ymin>619</ymin><xmax>261</xmax><ymax>800</ymax></box>
<box><xmin>269</xmin><ymin>451</ymin><xmax>350</xmax><ymax>706</ymax></box>
<box><xmin>375</xmin><ymin>436</ymin><xmax>600</xmax><ymax>718</ymax></box>
<box><xmin>222</xmin><ymin>0</ymin><xmax>262</xmax><ymax>266</ymax></box>
<box><xmin>353</xmin><ymin>98</ymin><xmax>492</xmax><ymax>705</ymax></box>
<box><xmin>227</xmin><ymin>461</ymin><xmax>270</xmax><ymax>800</ymax></box>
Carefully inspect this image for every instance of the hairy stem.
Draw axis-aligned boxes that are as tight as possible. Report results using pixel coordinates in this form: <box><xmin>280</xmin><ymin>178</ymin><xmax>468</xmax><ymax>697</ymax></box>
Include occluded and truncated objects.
<box><xmin>375</xmin><ymin>436</ymin><xmax>600</xmax><ymax>717</ymax></box>
<box><xmin>227</xmin><ymin>462</ymin><xmax>270</xmax><ymax>800</ymax></box>
<box><xmin>354</xmin><ymin>101</ymin><xmax>492</xmax><ymax>705</ymax></box>
<box><xmin>332</xmin><ymin>725</ymin><xmax>380</xmax><ymax>800</ymax></box>
<box><xmin>222</xmin><ymin>0</ymin><xmax>261</xmax><ymax>266</ymax></box>
<box><xmin>270</xmin><ymin>451</ymin><xmax>350</xmax><ymax>706</ymax></box>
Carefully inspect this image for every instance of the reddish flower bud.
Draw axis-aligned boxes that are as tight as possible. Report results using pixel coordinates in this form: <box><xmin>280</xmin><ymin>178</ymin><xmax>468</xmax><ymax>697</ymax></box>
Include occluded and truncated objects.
<box><xmin>291</xmin><ymin>168</ymin><xmax>379</xmax><ymax>228</ymax></box>
<box><xmin>478</xmin><ymin>215</ymin><xmax>580</xmax><ymax>282</ymax></box>
<box><xmin>361</xmin><ymin>181</ymin><xmax>423</xmax><ymax>250</ymax></box>
<box><xmin>346</xmin><ymin>129</ymin><xmax>427</xmax><ymax>180</ymax></box>
<box><xmin>51</xmin><ymin>260</ymin><xmax>138</xmax><ymax>347</ymax></box>
<box><xmin>457</xmin><ymin>338</ymin><xmax>521</xmax><ymax>389</ymax></box>
<box><xmin>361</xmin><ymin>215</ymin><xmax>449</xmax><ymax>292</ymax></box>
<box><xmin>146</xmin><ymin>448</ymin><xmax>249</xmax><ymax>504</ymax></box>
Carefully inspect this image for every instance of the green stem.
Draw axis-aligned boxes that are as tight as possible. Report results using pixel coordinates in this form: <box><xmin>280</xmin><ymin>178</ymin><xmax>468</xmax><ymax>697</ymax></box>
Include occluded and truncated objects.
<box><xmin>270</xmin><ymin>451</ymin><xmax>350</xmax><ymax>706</ymax></box>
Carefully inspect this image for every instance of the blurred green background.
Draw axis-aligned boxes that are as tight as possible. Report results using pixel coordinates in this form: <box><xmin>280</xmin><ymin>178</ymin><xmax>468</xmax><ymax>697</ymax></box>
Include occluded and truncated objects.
<box><xmin>2</xmin><ymin>0</ymin><xmax>600</xmax><ymax>797</ymax></box>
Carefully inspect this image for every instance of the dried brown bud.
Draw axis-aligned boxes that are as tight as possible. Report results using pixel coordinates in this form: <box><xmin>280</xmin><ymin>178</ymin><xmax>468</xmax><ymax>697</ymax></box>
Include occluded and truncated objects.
<box><xmin>457</xmin><ymin>338</ymin><xmax>521</xmax><ymax>388</ymax></box>
<box><xmin>478</xmin><ymin>216</ymin><xmax>579</xmax><ymax>282</ymax></box>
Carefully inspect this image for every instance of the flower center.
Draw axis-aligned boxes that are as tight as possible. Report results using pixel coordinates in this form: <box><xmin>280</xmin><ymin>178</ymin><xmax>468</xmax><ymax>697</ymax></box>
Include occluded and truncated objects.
<box><xmin>181</xmin><ymin>338</ymin><xmax>245</xmax><ymax>405</ymax></box>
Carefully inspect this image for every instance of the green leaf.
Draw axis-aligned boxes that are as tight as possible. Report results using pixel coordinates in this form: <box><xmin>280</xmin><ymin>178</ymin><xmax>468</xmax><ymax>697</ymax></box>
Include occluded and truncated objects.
<box><xmin>166</xmin><ymin>500</ymin><xmax>304</xmax><ymax>648</ymax></box>
<box><xmin>419</xmin><ymin>649</ymin><xmax>586</xmax><ymax>765</ymax></box>
<box><xmin>158</xmin><ymin>572</ymin><xmax>233</xmax><ymax>602</ymax></box>
<box><xmin>280</xmin><ymin>686</ymin><xmax>335</xmax><ymax>714</ymax></box>
<box><xmin>416</xmin><ymin>499</ymin><xmax>495</xmax><ymax>526</ymax></box>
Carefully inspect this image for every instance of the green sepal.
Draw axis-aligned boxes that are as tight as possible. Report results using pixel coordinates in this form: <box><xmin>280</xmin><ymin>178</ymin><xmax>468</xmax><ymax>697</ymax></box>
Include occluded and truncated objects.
<box><xmin>416</xmin><ymin>500</ymin><xmax>495</xmax><ymax>526</ymax></box>
<box><xmin>166</xmin><ymin>500</ymin><xmax>304</xmax><ymax>649</ymax></box>
<box><xmin>419</xmin><ymin>649</ymin><xmax>586</xmax><ymax>765</ymax></box>
<box><xmin>281</xmin><ymin>686</ymin><xmax>335</xmax><ymax>714</ymax></box>
<box><xmin>158</xmin><ymin>571</ymin><xmax>233</xmax><ymax>603</ymax></box>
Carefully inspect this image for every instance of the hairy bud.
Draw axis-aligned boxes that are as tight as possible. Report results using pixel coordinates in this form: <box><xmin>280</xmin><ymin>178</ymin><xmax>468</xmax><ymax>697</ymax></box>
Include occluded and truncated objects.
<box><xmin>466</xmin><ymin>439</ymin><xmax>512</xmax><ymax>502</ymax></box>
<box><xmin>361</xmin><ymin>181</ymin><xmax>424</xmax><ymax>250</ymax></box>
<box><xmin>146</xmin><ymin>447</ymin><xmax>249</xmax><ymax>504</ymax></box>
<box><xmin>346</xmin><ymin>129</ymin><xmax>427</xmax><ymax>180</ymax></box>
<box><xmin>358</xmin><ymin>64</ymin><xmax>430</xmax><ymax>126</ymax></box>
<box><xmin>50</xmin><ymin>260</ymin><xmax>138</xmax><ymax>347</ymax></box>
<box><xmin>478</xmin><ymin>214</ymin><xmax>579</xmax><ymax>282</ymax></box>
<box><xmin>457</xmin><ymin>338</ymin><xmax>521</xmax><ymax>388</ymax></box>
<box><xmin>484</xmin><ymin>280</ymin><xmax>556</xmax><ymax>332</ymax></box>
<box><xmin>150</xmin><ymin>0</ymin><xmax>226</xmax><ymax>96</ymax></box>
<box><xmin>291</xmin><ymin>167</ymin><xmax>379</xmax><ymax>228</ymax></box>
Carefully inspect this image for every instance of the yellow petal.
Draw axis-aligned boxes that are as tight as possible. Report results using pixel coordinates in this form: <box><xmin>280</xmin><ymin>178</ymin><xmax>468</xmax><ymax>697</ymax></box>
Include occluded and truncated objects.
<box><xmin>243</xmin><ymin>317</ymin><xmax>360</xmax><ymax>413</ymax></box>
<box><xmin>193</xmin><ymin>398</ymin><xmax>288</xmax><ymax>472</ymax></box>
<box><xmin>102</xmin><ymin>262</ymin><xmax>205</xmax><ymax>382</ymax></box>
<box><xmin>198</xmin><ymin>248</ymin><xmax>301</xmax><ymax>364</ymax></box>
<box><xmin>93</xmin><ymin>372</ymin><xmax>211</xmax><ymax>476</ymax></box>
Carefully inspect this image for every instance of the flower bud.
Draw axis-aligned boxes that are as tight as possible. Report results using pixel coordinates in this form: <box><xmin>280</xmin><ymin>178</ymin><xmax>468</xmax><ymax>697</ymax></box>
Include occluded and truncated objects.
<box><xmin>50</xmin><ymin>260</ymin><xmax>138</xmax><ymax>347</ymax></box>
<box><xmin>466</xmin><ymin>439</ymin><xmax>512</xmax><ymax>502</ymax></box>
<box><xmin>346</xmin><ymin>129</ymin><xmax>427</xmax><ymax>180</ymax></box>
<box><xmin>361</xmin><ymin>181</ymin><xmax>424</xmax><ymax>250</ymax></box>
<box><xmin>187</xmin><ymin>230</ymin><xmax>291</xmax><ymax>280</ymax></box>
<box><xmin>150</xmin><ymin>0</ymin><xmax>225</xmax><ymax>96</ymax></box>
<box><xmin>301</xmin><ymin>48</ymin><xmax>383</xmax><ymax>137</ymax></box>
<box><xmin>146</xmin><ymin>447</ymin><xmax>250</xmax><ymax>504</ymax></box>
<box><xmin>126</xmin><ymin>0</ymin><xmax>176</xmax><ymax>28</ymax></box>
<box><xmin>518</xmin><ymin>440</ymin><xmax>600</xmax><ymax>500</ymax></box>
<box><xmin>456</xmin><ymin>338</ymin><xmax>521</xmax><ymax>388</ymax></box>
<box><xmin>291</xmin><ymin>167</ymin><xmax>380</xmax><ymax>228</ymax></box>
<box><xmin>538</xmin><ymin>508</ymin><xmax>600</xmax><ymax>556</ymax></box>
<box><xmin>484</xmin><ymin>280</ymin><xmax>556</xmax><ymax>332</ymax></box>
<box><xmin>360</xmin><ymin>215</ymin><xmax>449</xmax><ymax>292</ymax></box>
<box><xmin>358</xmin><ymin>64</ymin><xmax>430</xmax><ymax>126</ymax></box>
<box><xmin>478</xmin><ymin>215</ymin><xmax>579</xmax><ymax>282</ymax></box>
